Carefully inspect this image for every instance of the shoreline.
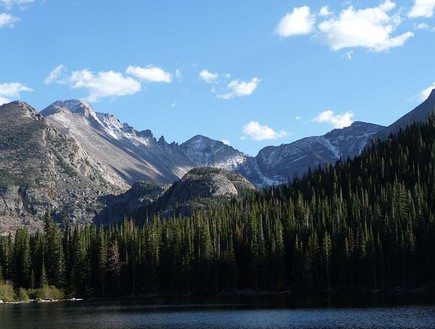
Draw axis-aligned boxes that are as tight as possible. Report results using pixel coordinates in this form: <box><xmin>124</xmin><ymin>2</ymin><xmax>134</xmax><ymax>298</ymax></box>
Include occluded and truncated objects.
<box><xmin>0</xmin><ymin>297</ymin><xmax>83</xmax><ymax>305</ymax></box>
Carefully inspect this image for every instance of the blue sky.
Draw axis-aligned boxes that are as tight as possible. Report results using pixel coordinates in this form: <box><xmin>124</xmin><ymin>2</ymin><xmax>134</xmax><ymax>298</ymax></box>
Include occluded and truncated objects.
<box><xmin>0</xmin><ymin>0</ymin><xmax>434</xmax><ymax>156</ymax></box>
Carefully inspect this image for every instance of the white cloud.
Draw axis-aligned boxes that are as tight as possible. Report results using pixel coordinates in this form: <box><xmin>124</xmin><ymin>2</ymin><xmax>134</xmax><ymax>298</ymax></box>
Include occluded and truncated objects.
<box><xmin>0</xmin><ymin>13</ymin><xmax>19</xmax><ymax>28</ymax></box>
<box><xmin>45</xmin><ymin>66</ymin><xmax>141</xmax><ymax>102</ymax></box>
<box><xmin>419</xmin><ymin>83</ymin><xmax>435</xmax><ymax>101</ymax></box>
<box><xmin>312</xmin><ymin>110</ymin><xmax>354</xmax><ymax>128</ymax></box>
<box><xmin>45</xmin><ymin>64</ymin><xmax>68</xmax><ymax>84</ymax></box>
<box><xmin>409</xmin><ymin>0</ymin><xmax>435</xmax><ymax>17</ymax></box>
<box><xmin>71</xmin><ymin>70</ymin><xmax>141</xmax><ymax>102</ymax></box>
<box><xmin>221</xmin><ymin>139</ymin><xmax>231</xmax><ymax>146</ymax></box>
<box><xmin>242</xmin><ymin>121</ymin><xmax>287</xmax><ymax>141</ymax></box>
<box><xmin>319</xmin><ymin>6</ymin><xmax>331</xmax><ymax>17</ymax></box>
<box><xmin>415</xmin><ymin>22</ymin><xmax>431</xmax><ymax>29</ymax></box>
<box><xmin>0</xmin><ymin>0</ymin><xmax>33</xmax><ymax>9</ymax></box>
<box><xmin>0</xmin><ymin>82</ymin><xmax>33</xmax><ymax>105</ymax></box>
<box><xmin>218</xmin><ymin>77</ymin><xmax>260</xmax><ymax>100</ymax></box>
<box><xmin>295</xmin><ymin>115</ymin><xmax>302</xmax><ymax>121</ymax></box>
<box><xmin>275</xmin><ymin>6</ymin><xmax>315</xmax><ymax>37</ymax></box>
<box><xmin>126</xmin><ymin>65</ymin><xmax>172</xmax><ymax>83</ymax></box>
<box><xmin>199</xmin><ymin>69</ymin><xmax>218</xmax><ymax>83</ymax></box>
<box><xmin>175</xmin><ymin>69</ymin><xmax>182</xmax><ymax>79</ymax></box>
<box><xmin>318</xmin><ymin>1</ymin><xmax>414</xmax><ymax>52</ymax></box>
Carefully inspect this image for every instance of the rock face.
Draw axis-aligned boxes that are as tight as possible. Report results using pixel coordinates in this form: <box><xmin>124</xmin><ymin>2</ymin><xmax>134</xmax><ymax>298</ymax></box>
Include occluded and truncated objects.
<box><xmin>377</xmin><ymin>89</ymin><xmax>435</xmax><ymax>140</ymax></box>
<box><xmin>239</xmin><ymin>121</ymin><xmax>385</xmax><ymax>186</ymax></box>
<box><xmin>40</xmin><ymin>100</ymin><xmax>387</xmax><ymax>189</ymax></box>
<box><xmin>0</xmin><ymin>101</ymin><xmax>118</xmax><ymax>234</ymax></box>
<box><xmin>95</xmin><ymin>181</ymin><xmax>170</xmax><ymax>226</ymax></box>
<box><xmin>41</xmin><ymin>100</ymin><xmax>195</xmax><ymax>187</ymax></box>
<box><xmin>149</xmin><ymin>168</ymin><xmax>255</xmax><ymax>217</ymax></box>
<box><xmin>180</xmin><ymin>135</ymin><xmax>250</xmax><ymax>171</ymax></box>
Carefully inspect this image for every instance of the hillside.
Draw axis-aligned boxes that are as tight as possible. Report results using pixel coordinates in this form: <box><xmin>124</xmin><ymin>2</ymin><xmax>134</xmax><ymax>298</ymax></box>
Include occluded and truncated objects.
<box><xmin>41</xmin><ymin>100</ymin><xmax>386</xmax><ymax>188</ymax></box>
<box><xmin>378</xmin><ymin>89</ymin><xmax>435</xmax><ymax>139</ymax></box>
<box><xmin>246</xmin><ymin>121</ymin><xmax>384</xmax><ymax>185</ymax></box>
<box><xmin>2</xmin><ymin>109</ymin><xmax>435</xmax><ymax>296</ymax></box>
<box><xmin>41</xmin><ymin>100</ymin><xmax>195</xmax><ymax>187</ymax></box>
<box><xmin>0</xmin><ymin>91</ymin><xmax>434</xmax><ymax>233</ymax></box>
<box><xmin>148</xmin><ymin>167</ymin><xmax>255</xmax><ymax>218</ymax></box>
<box><xmin>0</xmin><ymin>101</ymin><xmax>118</xmax><ymax>234</ymax></box>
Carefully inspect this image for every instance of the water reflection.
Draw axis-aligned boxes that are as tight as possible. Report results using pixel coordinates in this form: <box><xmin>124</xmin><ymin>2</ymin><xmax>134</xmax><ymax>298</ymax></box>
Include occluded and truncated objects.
<box><xmin>1</xmin><ymin>299</ymin><xmax>435</xmax><ymax>329</ymax></box>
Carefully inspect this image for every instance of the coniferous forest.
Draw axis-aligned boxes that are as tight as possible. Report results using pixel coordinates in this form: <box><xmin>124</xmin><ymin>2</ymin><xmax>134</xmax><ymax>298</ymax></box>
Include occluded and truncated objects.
<box><xmin>1</xmin><ymin>116</ymin><xmax>435</xmax><ymax>298</ymax></box>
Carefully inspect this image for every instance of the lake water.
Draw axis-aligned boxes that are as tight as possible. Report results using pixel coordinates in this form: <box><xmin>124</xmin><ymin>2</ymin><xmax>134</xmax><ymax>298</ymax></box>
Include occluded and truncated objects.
<box><xmin>1</xmin><ymin>297</ymin><xmax>435</xmax><ymax>329</ymax></box>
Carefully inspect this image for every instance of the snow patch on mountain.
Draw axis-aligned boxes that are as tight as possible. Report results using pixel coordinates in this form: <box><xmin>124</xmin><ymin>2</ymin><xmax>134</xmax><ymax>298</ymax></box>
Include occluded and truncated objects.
<box><xmin>316</xmin><ymin>137</ymin><xmax>340</xmax><ymax>159</ymax></box>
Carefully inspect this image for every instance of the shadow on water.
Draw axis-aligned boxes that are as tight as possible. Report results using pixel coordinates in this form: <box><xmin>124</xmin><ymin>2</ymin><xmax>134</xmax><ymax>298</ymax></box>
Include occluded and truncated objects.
<box><xmin>1</xmin><ymin>293</ymin><xmax>435</xmax><ymax>329</ymax></box>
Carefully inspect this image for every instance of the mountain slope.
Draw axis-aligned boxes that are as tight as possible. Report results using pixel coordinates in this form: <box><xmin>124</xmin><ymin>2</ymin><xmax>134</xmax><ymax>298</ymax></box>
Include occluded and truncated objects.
<box><xmin>180</xmin><ymin>135</ymin><xmax>250</xmax><ymax>171</ymax></box>
<box><xmin>377</xmin><ymin>89</ymin><xmax>435</xmax><ymax>140</ymax></box>
<box><xmin>95</xmin><ymin>181</ymin><xmax>170</xmax><ymax>226</ymax></box>
<box><xmin>0</xmin><ymin>101</ymin><xmax>118</xmax><ymax>233</ymax></box>
<box><xmin>41</xmin><ymin>100</ymin><xmax>195</xmax><ymax>187</ymax></box>
<box><xmin>245</xmin><ymin>121</ymin><xmax>385</xmax><ymax>185</ymax></box>
<box><xmin>40</xmin><ymin>100</ymin><xmax>387</xmax><ymax>189</ymax></box>
<box><xmin>149</xmin><ymin>167</ymin><xmax>255</xmax><ymax>217</ymax></box>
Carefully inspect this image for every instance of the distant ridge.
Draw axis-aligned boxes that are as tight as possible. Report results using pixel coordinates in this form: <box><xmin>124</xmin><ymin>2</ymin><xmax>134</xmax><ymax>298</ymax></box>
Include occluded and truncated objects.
<box><xmin>1</xmin><ymin>90</ymin><xmax>434</xmax><ymax>231</ymax></box>
<box><xmin>242</xmin><ymin>121</ymin><xmax>385</xmax><ymax>186</ymax></box>
<box><xmin>377</xmin><ymin>89</ymin><xmax>435</xmax><ymax>140</ymax></box>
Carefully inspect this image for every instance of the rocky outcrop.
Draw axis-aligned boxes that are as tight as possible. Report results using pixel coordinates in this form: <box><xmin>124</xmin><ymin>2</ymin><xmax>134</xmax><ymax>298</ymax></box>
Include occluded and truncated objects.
<box><xmin>150</xmin><ymin>167</ymin><xmax>255</xmax><ymax>217</ymax></box>
<box><xmin>180</xmin><ymin>135</ymin><xmax>250</xmax><ymax>171</ymax></box>
<box><xmin>95</xmin><ymin>181</ymin><xmax>170</xmax><ymax>226</ymax></box>
<box><xmin>0</xmin><ymin>101</ymin><xmax>118</xmax><ymax>234</ymax></box>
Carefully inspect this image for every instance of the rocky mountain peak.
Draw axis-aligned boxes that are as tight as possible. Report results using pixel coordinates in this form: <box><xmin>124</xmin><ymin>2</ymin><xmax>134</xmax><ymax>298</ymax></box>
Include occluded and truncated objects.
<box><xmin>158</xmin><ymin>136</ymin><xmax>167</xmax><ymax>145</ymax></box>
<box><xmin>53</xmin><ymin>99</ymin><xmax>96</xmax><ymax>118</ymax></box>
<box><xmin>138</xmin><ymin>129</ymin><xmax>154</xmax><ymax>139</ymax></box>
<box><xmin>0</xmin><ymin>101</ymin><xmax>120</xmax><ymax>233</ymax></box>
<box><xmin>41</xmin><ymin>99</ymin><xmax>103</xmax><ymax>131</ymax></box>
<box><xmin>180</xmin><ymin>135</ymin><xmax>250</xmax><ymax>171</ymax></box>
<box><xmin>5</xmin><ymin>101</ymin><xmax>43</xmax><ymax>121</ymax></box>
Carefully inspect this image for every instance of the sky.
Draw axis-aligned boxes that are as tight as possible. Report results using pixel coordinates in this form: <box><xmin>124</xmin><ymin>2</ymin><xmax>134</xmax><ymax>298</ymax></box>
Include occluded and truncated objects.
<box><xmin>0</xmin><ymin>0</ymin><xmax>434</xmax><ymax>156</ymax></box>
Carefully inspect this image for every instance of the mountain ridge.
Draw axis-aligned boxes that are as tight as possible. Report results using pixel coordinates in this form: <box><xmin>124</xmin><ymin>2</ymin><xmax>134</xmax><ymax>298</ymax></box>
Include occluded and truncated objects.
<box><xmin>41</xmin><ymin>100</ymin><xmax>195</xmax><ymax>187</ymax></box>
<box><xmin>41</xmin><ymin>99</ymin><xmax>388</xmax><ymax>188</ymax></box>
<box><xmin>1</xmin><ymin>90</ymin><xmax>435</xmax><ymax>231</ymax></box>
<box><xmin>377</xmin><ymin>89</ymin><xmax>435</xmax><ymax>140</ymax></box>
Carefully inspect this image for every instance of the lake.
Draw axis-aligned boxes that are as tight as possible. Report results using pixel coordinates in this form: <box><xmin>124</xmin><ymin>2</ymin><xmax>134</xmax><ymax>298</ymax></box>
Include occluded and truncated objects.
<box><xmin>1</xmin><ymin>296</ymin><xmax>435</xmax><ymax>329</ymax></box>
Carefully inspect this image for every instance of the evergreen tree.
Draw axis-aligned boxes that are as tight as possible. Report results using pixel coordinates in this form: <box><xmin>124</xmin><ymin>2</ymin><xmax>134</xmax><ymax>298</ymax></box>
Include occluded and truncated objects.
<box><xmin>43</xmin><ymin>212</ymin><xmax>65</xmax><ymax>288</ymax></box>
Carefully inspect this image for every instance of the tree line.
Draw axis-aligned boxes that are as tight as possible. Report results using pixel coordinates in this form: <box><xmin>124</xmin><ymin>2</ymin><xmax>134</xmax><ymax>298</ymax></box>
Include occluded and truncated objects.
<box><xmin>1</xmin><ymin>115</ymin><xmax>435</xmax><ymax>297</ymax></box>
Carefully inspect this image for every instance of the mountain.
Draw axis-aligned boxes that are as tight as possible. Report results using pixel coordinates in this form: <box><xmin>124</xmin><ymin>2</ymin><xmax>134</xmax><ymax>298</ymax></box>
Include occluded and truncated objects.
<box><xmin>4</xmin><ymin>101</ymin><xmax>435</xmax><ymax>298</ymax></box>
<box><xmin>41</xmin><ymin>100</ymin><xmax>195</xmax><ymax>187</ymax></box>
<box><xmin>1</xmin><ymin>91</ymin><xmax>432</xmax><ymax>232</ymax></box>
<box><xmin>40</xmin><ymin>100</ymin><xmax>387</xmax><ymax>189</ymax></box>
<box><xmin>95</xmin><ymin>181</ymin><xmax>170</xmax><ymax>226</ymax></box>
<box><xmin>0</xmin><ymin>101</ymin><xmax>118</xmax><ymax>234</ymax></box>
<box><xmin>148</xmin><ymin>167</ymin><xmax>255</xmax><ymax>218</ymax></box>
<box><xmin>180</xmin><ymin>135</ymin><xmax>250</xmax><ymax>171</ymax></box>
<box><xmin>243</xmin><ymin>121</ymin><xmax>385</xmax><ymax>186</ymax></box>
<box><xmin>378</xmin><ymin>89</ymin><xmax>435</xmax><ymax>140</ymax></box>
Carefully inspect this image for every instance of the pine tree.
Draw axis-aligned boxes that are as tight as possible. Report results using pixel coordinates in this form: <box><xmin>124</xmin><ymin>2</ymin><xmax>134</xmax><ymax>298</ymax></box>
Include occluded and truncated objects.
<box><xmin>43</xmin><ymin>212</ymin><xmax>65</xmax><ymax>288</ymax></box>
<box><xmin>13</xmin><ymin>228</ymin><xmax>31</xmax><ymax>288</ymax></box>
